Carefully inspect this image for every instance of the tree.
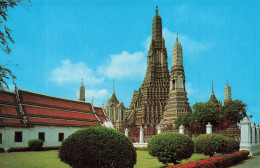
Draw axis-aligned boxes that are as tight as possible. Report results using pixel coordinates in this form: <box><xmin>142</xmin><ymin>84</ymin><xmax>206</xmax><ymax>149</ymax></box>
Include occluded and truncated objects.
<box><xmin>192</xmin><ymin>102</ymin><xmax>220</xmax><ymax>127</ymax></box>
<box><xmin>219</xmin><ymin>100</ymin><xmax>247</xmax><ymax>123</ymax></box>
<box><xmin>0</xmin><ymin>0</ymin><xmax>30</xmax><ymax>90</ymax></box>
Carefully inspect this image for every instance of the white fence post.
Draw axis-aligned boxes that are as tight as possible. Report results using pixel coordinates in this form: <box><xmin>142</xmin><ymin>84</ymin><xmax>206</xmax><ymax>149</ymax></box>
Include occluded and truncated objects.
<box><xmin>179</xmin><ymin>124</ymin><xmax>184</xmax><ymax>134</ymax></box>
<box><xmin>256</xmin><ymin>125</ymin><xmax>260</xmax><ymax>144</ymax></box>
<box><xmin>125</xmin><ymin>128</ymin><xmax>129</xmax><ymax>137</ymax></box>
<box><xmin>251</xmin><ymin>123</ymin><xmax>256</xmax><ymax>145</ymax></box>
<box><xmin>157</xmin><ymin>125</ymin><xmax>161</xmax><ymax>134</ymax></box>
<box><xmin>206</xmin><ymin>122</ymin><xmax>212</xmax><ymax>134</ymax></box>
<box><xmin>240</xmin><ymin>117</ymin><xmax>252</xmax><ymax>152</ymax></box>
<box><xmin>139</xmin><ymin>125</ymin><xmax>144</xmax><ymax>143</ymax></box>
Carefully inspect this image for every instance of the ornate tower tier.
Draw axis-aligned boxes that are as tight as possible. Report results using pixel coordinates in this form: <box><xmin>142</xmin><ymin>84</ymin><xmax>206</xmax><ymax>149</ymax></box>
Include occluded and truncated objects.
<box><xmin>159</xmin><ymin>34</ymin><xmax>191</xmax><ymax>129</ymax></box>
<box><xmin>78</xmin><ymin>80</ymin><xmax>85</xmax><ymax>101</ymax></box>
<box><xmin>224</xmin><ymin>80</ymin><xmax>232</xmax><ymax>105</ymax></box>
<box><xmin>125</xmin><ymin>6</ymin><xmax>170</xmax><ymax>130</ymax></box>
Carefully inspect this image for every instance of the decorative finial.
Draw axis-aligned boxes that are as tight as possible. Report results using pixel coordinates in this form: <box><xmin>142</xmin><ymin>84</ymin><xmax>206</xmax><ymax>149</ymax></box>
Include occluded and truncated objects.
<box><xmin>113</xmin><ymin>80</ymin><xmax>115</xmax><ymax>94</ymax></box>
<box><xmin>81</xmin><ymin>79</ymin><xmax>83</xmax><ymax>85</ymax></box>
<box><xmin>227</xmin><ymin>80</ymin><xmax>229</xmax><ymax>85</ymax></box>
<box><xmin>91</xmin><ymin>96</ymin><xmax>94</xmax><ymax>102</ymax></box>
<box><xmin>155</xmin><ymin>5</ymin><xmax>158</xmax><ymax>15</ymax></box>
<box><xmin>212</xmin><ymin>80</ymin><xmax>214</xmax><ymax>94</ymax></box>
<box><xmin>176</xmin><ymin>33</ymin><xmax>179</xmax><ymax>42</ymax></box>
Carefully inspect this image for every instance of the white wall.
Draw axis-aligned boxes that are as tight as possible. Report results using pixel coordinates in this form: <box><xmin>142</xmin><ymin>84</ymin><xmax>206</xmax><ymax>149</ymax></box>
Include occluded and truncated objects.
<box><xmin>0</xmin><ymin>126</ymin><xmax>81</xmax><ymax>151</ymax></box>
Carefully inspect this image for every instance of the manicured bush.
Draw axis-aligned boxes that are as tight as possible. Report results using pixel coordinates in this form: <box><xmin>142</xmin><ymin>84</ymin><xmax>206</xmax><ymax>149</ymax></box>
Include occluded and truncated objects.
<box><xmin>167</xmin><ymin>150</ymin><xmax>249</xmax><ymax>168</ymax></box>
<box><xmin>28</xmin><ymin>139</ymin><xmax>43</xmax><ymax>151</ymax></box>
<box><xmin>148</xmin><ymin>132</ymin><xmax>194</xmax><ymax>164</ymax></box>
<box><xmin>194</xmin><ymin>134</ymin><xmax>228</xmax><ymax>157</ymax></box>
<box><xmin>0</xmin><ymin>147</ymin><xmax>5</xmax><ymax>153</ymax></box>
<box><xmin>225</xmin><ymin>137</ymin><xmax>239</xmax><ymax>153</ymax></box>
<box><xmin>59</xmin><ymin>126</ymin><xmax>136</xmax><ymax>168</ymax></box>
<box><xmin>42</xmin><ymin>146</ymin><xmax>60</xmax><ymax>150</ymax></box>
<box><xmin>7</xmin><ymin>147</ymin><xmax>30</xmax><ymax>152</ymax></box>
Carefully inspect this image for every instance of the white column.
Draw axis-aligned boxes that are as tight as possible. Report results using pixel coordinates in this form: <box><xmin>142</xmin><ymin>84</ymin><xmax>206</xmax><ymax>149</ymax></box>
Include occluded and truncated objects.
<box><xmin>240</xmin><ymin>117</ymin><xmax>251</xmax><ymax>151</ymax></box>
<box><xmin>179</xmin><ymin>124</ymin><xmax>184</xmax><ymax>134</ymax></box>
<box><xmin>125</xmin><ymin>128</ymin><xmax>129</xmax><ymax>137</ymax></box>
<box><xmin>251</xmin><ymin>123</ymin><xmax>256</xmax><ymax>144</ymax></box>
<box><xmin>139</xmin><ymin>125</ymin><xmax>144</xmax><ymax>143</ymax></box>
<box><xmin>206</xmin><ymin>122</ymin><xmax>212</xmax><ymax>134</ymax></box>
<box><xmin>256</xmin><ymin>125</ymin><xmax>260</xmax><ymax>144</ymax></box>
<box><xmin>157</xmin><ymin>125</ymin><xmax>161</xmax><ymax>134</ymax></box>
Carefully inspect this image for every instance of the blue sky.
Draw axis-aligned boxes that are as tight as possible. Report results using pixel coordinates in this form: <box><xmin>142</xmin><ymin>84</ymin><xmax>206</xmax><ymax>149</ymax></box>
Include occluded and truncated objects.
<box><xmin>3</xmin><ymin>0</ymin><xmax>260</xmax><ymax>124</ymax></box>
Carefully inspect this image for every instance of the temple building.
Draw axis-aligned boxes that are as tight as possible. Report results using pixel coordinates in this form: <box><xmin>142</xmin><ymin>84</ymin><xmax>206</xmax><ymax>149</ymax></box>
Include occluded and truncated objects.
<box><xmin>125</xmin><ymin>6</ymin><xmax>172</xmax><ymax>141</ymax></box>
<box><xmin>105</xmin><ymin>82</ymin><xmax>126</xmax><ymax>131</ymax></box>
<box><xmin>159</xmin><ymin>34</ymin><xmax>191</xmax><ymax>130</ymax></box>
<box><xmin>0</xmin><ymin>82</ymin><xmax>110</xmax><ymax>150</ymax></box>
<box><xmin>208</xmin><ymin>81</ymin><xmax>222</xmax><ymax>107</ymax></box>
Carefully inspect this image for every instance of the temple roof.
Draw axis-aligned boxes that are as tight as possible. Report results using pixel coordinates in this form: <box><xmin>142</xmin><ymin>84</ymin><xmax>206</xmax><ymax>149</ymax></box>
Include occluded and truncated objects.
<box><xmin>106</xmin><ymin>81</ymin><xmax>119</xmax><ymax>106</ymax></box>
<box><xmin>208</xmin><ymin>81</ymin><xmax>221</xmax><ymax>106</ymax></box>
<box><xmin>0</xmin><ymin>88</ymin><xmax>107</xmax><ymax>127</ymax></box>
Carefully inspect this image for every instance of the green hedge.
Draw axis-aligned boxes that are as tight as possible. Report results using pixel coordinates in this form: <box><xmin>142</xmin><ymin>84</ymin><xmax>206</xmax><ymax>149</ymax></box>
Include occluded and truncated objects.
<box><xmin>148</xmin><ymin>132</ymin><xmax>194</xmax><ymax>165</ymax></box>
<box><xmin>28</xmin><ymin>139</ymin><xmax>43</xmax><ymax>151</ymax></box>
<box><xmin>0</xmin><ymin>147</ymin><xmax>5</xmax><ymax>153</ymax></box>
<box><xmin>59</xmin><ymin>126</ymin><xmax>136</xmax><ymax>168</ymax></box>
<box><xmin>225</xmin><ymin>137</ymin><xmax>239</xmax><ymax>153</ymax></box>
<box><xmin>194</xmin><ymin>134</ymin><xmax>228</xmax><ymax>157</ymax></box>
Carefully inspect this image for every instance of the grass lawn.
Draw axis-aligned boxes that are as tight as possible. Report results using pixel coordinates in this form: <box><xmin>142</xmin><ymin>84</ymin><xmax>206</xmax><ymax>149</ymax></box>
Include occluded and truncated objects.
<box><xmin>0</xmin><ymin>150</ymin><xmax>208</xmax><ymax>168</ymax></box>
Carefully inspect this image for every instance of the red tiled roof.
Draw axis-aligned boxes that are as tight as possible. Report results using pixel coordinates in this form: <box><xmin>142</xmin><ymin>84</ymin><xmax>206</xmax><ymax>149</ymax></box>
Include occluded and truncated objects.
<box><xmin>94</xmin><ymin>107</ymin><xmax>104</xmax><ymax>116</ymax></box>
<box><xmin>20</xmin><ymin>91</ymin><xmax>91</xmax><ymax>111</ymax></box>
<box><xmin>2</xmin><ymin>118</ymin><xmax>21</xmax><ymax>124</ymax></box>
<box><xmin>0</xmin><ymin>91</ymin><xmax>16</xmax><ymax>103</ymax></box>
<box><xmin>28</xmin><ymin>118</ymin><xmax>100</xmax><ymax>126</ymax></box>
<box><xmin>24</xmin><ymin>106</ymin><xmax>97</xmax><ymax>121</ymax></box>
<box><xmin>0</xmin><ymin>89</ymin><xmax>108</xmax><ymax>127</ymax></box>
<box><xmin>0</xmin><ymin>105</ymin><xmax>18</xmax><ymax>116</ymax></box>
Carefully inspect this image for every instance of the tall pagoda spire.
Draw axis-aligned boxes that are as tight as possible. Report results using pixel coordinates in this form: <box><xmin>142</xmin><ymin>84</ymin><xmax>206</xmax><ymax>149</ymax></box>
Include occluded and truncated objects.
<box><xmin>125</xmin><ymin>6</ymin><xmax>169</xmax><ymax>132</ymax></box>
<box><xmin>159</xmin><ymin>34</ymin><xmax>191</xmax><ymax>129</ymax></box>
<box><xmin>208</xmin><ymin>80</ymin><xmax>221</xmax><ymax>106</ymax></box>
<box><xmin>78</xmin><ymin>79</ymin><xmax>85</xmax><ymax>101</ymax></box>
<box><xmin>224</xmin><ymin>80</ymin><xmax>232</xmax><ymax>105</ymax></box>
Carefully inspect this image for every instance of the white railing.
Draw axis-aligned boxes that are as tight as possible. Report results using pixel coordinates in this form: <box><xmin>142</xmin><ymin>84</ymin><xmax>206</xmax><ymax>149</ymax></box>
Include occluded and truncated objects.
<box><xmin>240</xmin><ymin>117</ymin><xmax>260</xmax><ymax>154</ymax></box>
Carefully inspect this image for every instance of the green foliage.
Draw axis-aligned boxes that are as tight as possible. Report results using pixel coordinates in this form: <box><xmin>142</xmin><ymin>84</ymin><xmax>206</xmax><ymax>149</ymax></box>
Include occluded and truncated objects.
<box><xmin>225</xmin><ymin>137</ymin><xmax>240</xmax><ymax>153</ymax></box>
<box><xmin>194</xmin><ymin>134</ymin><xmax>228</xmax><ymax>157</ymax></box>
<box><xmin>175</xmin><ymin>100</ymin><xmax>247</xmax><ymax>132</ymax></box>
<box><xmin>28</xmin><ymin>139</ymin><xmax>43</xmax><ymax>151</ymax></box>
<box><xmin>0</xmin><ymin>0</ymin><xmax>31</xmax><ymax>90</ymax></box>
<box><xmin>175</xmin><ymin>112</ymin><xmax>195</xmax><ymax>128</ymax></box>
<box><xmin>147</xmin><ymin>132</ymin><xmax>194</xmax><ymax>165</ymax></box>
<box><xmin>0</xmin><ymin>147</ymin><xmax>5</xmax><ymax>153</ymax></box>
<box><xmin>219</xmin><ymin>100</ymin><xmax>247</xmax><ymax>123</ymax></box>
<box><xmin>192</xmin><ymin>102</ymin><xmax>220</xmax><ymax>127</ymax></box>
<box><xmin>59</xmin><ymin>126</ymin><xmax>136</xmax><ymax>168</ymax></box>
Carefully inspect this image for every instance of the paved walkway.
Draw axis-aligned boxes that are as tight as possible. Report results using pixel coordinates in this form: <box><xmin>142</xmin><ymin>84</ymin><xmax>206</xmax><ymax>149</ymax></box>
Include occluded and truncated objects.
<box><xmin>229</xmin><ymin>153</ymin><xmax>260</xmax><ymax>168</ymax></box>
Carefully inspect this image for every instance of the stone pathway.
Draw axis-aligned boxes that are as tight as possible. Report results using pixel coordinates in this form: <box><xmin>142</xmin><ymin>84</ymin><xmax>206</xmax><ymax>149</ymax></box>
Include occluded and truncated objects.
<box><xmin>229</xmin><ymin>153</ymin><xmax>260</xmax><ymax>168</ymax></box>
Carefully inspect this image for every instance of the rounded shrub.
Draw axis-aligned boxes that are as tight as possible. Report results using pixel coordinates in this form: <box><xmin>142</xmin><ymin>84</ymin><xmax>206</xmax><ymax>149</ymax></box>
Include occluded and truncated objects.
<box><xmin>225</xmin><ymin>137</ymin><xmax>240</xmax><ymax>153</ymax></box>
<box><xmin>194</xmin><ymin>133</ymin><xmax>228</xmax><ymax>156</ymax></box>
<box><xmin>28</xmin><ymin>139</ymin><xmax>43</xmax><ymax>151</ymax></box>
<box><xmin>0</xmin><ymin>147</ymin><xmax>5</xmax><ymax>153</ymax></box>
<box><xmin>59</xmin><ymin>126</ymin><xmax>136</xmax><ymax>168</ymax></box>
<box><xmin>147</xmin><ymin>132</ymin><xmax>194</xmax><ymax>165</ymax></box>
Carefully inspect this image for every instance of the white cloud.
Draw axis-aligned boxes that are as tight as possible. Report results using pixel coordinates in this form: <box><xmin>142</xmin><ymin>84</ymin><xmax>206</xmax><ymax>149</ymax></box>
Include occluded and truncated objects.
<box><xmin>186</xmin><ymin>82</ymin><xmax>198</xmax><ymax>96</ymax></box>
<box><xmin>163</xmin><ymin>28</ymin><xmax>208</xmax><ymax>54</ymax></box>
<box><xmin>144</xmin><ymin>28</ymin><xmax>208</xmax><ymax>56</ymax></box>
<box><xmin>85</xmin><ymin>89</ymin><xmax>109</xmax><ymax>99</ymax></box>
<box><xmin>50</xmin><ymin>60</ymin><xmax>104</xmax><ymax>85</ymax></box>
<box><xmin>97</xmin><ymin>51</ymin><xmax>146</xmax><ymax>79</ymax></box>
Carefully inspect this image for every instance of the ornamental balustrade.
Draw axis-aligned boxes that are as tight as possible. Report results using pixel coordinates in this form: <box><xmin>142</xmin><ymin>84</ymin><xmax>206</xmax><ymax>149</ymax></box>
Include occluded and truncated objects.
<box><xmin>239</xmin><ymin>116</ymin><xmax>260</xmax><ymax>154</ymax></box>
